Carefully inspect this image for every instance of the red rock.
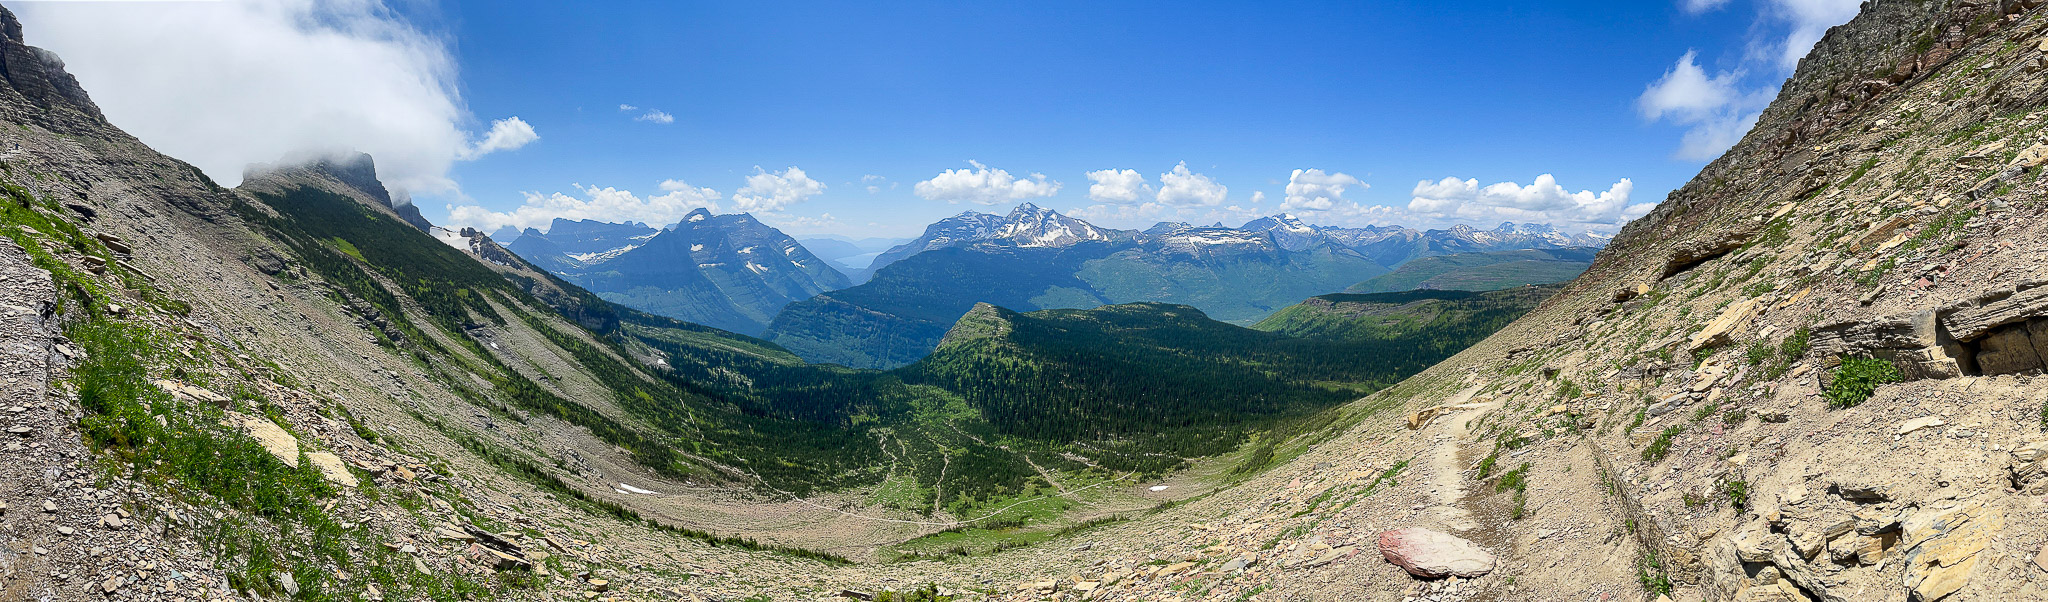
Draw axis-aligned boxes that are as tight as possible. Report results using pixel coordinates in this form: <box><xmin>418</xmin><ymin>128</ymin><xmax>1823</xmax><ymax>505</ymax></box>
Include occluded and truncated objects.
<box><xmin>1377</xmin><ymin>527</ymin><xmax>1497</xmax><ymax>578</ymax></box>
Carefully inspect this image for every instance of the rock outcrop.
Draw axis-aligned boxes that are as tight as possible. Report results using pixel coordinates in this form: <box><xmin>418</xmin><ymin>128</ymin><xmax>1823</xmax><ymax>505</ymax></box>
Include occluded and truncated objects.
<box><xmin>1377</xmin><ymin>527</ymin><xmax>1497</xmax><ymax>578</ymax></box>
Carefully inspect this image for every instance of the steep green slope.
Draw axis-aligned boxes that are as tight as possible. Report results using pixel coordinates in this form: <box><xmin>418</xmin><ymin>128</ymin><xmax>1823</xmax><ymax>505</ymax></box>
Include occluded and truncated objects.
<box><xmin>1344</xmin><ymin>247</ymin><xmax>1596</xmax><ymax>293</ymax></box>
<box><xmin>901</xmin><ymin>300</ymin><xmax>1533</xmax><ymax>475</ymax></box>
<box><xmin>1074</xmin><ymin>241</ymin><xmax>1387</xmax><ymax>324</ymax></box>
<box><xmin>1253</xmin><ymin>286</ymin><xmax>1557</xmax><ymax>352</ymax></box>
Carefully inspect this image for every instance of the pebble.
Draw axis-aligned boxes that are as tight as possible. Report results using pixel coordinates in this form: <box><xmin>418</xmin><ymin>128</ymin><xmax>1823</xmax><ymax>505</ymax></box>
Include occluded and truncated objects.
<box><xmin>56</xmin><ymin>525</ymin><xmax>74</xmax><ymax>535</ymax></box>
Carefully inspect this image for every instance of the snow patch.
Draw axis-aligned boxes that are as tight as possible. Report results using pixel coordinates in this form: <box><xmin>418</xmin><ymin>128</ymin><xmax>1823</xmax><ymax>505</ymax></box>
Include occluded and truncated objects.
<box><xmin>568</xmin><ymin>244</ymin><xmax>640</xmax><ymax>263</ymax></box>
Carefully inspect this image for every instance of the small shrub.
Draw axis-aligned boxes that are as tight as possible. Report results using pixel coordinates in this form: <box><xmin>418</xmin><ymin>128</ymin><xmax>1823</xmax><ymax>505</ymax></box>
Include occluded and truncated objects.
<box><xmin>1744</xmin><ymin>340</ymin><xmax>1774</xmax><ymax>366</ymax></box>
<box><xmin>1825</xmin><ymin>357</ymin><xmax>1902</xmax><ymax>409</ymax></box>
<box><xmin>1844</xmin><ymin>156</ymin><xmax>1879</xmax><ymax>185</ymax></box>
<box><xmin>1495</xmin><ymin>462</ymin><xmax>1533</xmax><ymax>520</ymax></box>
<box><xmin>1642</xmin><ymin>426</ymin><xmax>1682</xmax><ymax>463</ymax></box>
<box><xmin>1779</xmin><ymin>327</ymin><xmax>1811</xmax><ymax>359</ymax></box>
<box><xmin>1855</xmin><ymin>258</ymin><xmax>1897</xmax><ymax>287</ymax></box>
<box><xmin>1691</xmin><ymin>402</ymin><xmax>1721</xmax><ymax>423</ymax></box>
<box><xmin>1555</xmin><ymin>378</ymin><xmax>1583</xmax><ymax>401</ymax></box>
<box><xmin>1721</xmin><ymin>478</ymin><xmax>1750</xmax><ymax>510</ymax></box>
<box><xmin>1638</xmin><ymin>551</ymin><xmax>1675</xmax><ymax>596</ymax></box>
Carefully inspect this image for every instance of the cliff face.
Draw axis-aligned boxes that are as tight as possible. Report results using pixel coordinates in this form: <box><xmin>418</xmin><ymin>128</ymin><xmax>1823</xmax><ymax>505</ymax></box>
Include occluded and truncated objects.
<box><xmin>0</xmin><ymin>6</ymin><xmax>106</xmax><ymax>136</ymax></box>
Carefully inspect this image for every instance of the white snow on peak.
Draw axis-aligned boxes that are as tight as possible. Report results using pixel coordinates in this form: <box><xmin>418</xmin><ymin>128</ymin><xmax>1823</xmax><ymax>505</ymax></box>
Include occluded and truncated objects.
<box><xmin>569</xmin><ymin>245</ymin><xmax>640</xmax><ymax>263</ymax></box>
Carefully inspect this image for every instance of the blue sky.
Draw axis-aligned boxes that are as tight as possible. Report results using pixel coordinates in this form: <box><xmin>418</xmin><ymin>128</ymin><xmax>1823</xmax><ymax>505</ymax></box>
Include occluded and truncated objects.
<box><xmin>16</xmin><ymin>0</ymin><xmax>1862</xmax><ymax>238</ymax></box>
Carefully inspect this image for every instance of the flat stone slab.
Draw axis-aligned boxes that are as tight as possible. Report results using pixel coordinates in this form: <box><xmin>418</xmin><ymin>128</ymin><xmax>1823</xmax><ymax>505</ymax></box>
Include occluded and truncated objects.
<box><xmin>1378</xmin><ymin>527</ymin><xmax>1497</xmax><ymax>578</ymax></box>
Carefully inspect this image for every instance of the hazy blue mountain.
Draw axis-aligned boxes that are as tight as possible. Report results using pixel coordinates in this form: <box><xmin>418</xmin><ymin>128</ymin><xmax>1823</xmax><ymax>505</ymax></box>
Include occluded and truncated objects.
<box><xmin>765</xmin><ymin>206</ymin><xmax>1389</xmax><ymax>368</ymax></box>
<box><xmin>1344</xmin><ymin>247</ymin><xmax>1598</xmax><ymax>294</ymax></box>
<box><xmin>506</xmin><ymin>209</ymin><xmax>848</xmax><ymax>335</ymax></box>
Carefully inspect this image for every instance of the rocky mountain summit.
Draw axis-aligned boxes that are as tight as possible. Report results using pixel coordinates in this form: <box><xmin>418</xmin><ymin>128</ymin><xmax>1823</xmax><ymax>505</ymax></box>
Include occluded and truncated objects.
<box><xmin>507</xmin><ymin>208</ymin><xmax>849</xmax><ymax>335</ymax></box>
<box><xmin>872</xmin><ymin>206</ymin><xmax>1605</xmax><ymax>277</ymax></box>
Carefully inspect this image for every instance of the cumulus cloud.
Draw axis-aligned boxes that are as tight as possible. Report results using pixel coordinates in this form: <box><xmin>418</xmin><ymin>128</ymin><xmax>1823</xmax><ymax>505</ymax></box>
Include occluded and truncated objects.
<box><xmin>761</xmin><ymin>212</ymin><xmax>843</xmax><ymax>233</ymax></box>
<box><xmin>1407</xmin><ymin>175</ymin><xmax>1651</xmax><ymax>226</ymax></box>
<box><xmin>1156</xmin><ymin>163</ymin><xmax>1228</xmax><ymax>207</ymax></box>
<box><xmin>1647</xmin><ymin>0</ymin><xmax>1860</xmax><ymax>160</ymax></box>
<box><xmin>1280</xmin><ymin>169</ymin><xmax>1366</xmax><ymax>212</ymax></box>
<box><xmin>14</xmin><ymin>0</ymin><xmax>530</xmax><ymax>194</ymax></box>
<box><xmin>1085</xmin><ymin>169</ymin><xmax>1149</xmax><ymax>204</ymax></box>
<box><xmin>458</xmin><ymin>117</ymin><xmax>538</xmax><ymax>159</ymax></box>
<box><xmin>860</xmin><ymin>174</ymin><xmax>892</xmax><ymax>194</ymax></box>
<box><xmin>635</xmin><ymin>110</ymin><xmax>675</xmax><ymax>124</ymax></box>
<box><xmin>1639</xmin><ymin>51</ymin><xmax>1769</xmax><ymax>160</ymax></box>
<box><xmin>1769</xmin><ymin>0</ymin><xmax>1863</xmax><ymax>71</ymax></box>
<box><xmin>445</xmin><ymin>180</ymin><xmax>721</xmax><ymax>232</ymax></box>
<box><xmin>1066</xmin><ymin>202</ymin><xmax>1170</xmax><ymax>224</ymax></box>
<box><xmin>732</xmin><ymin>166</ymin><xmax>826</xmax><ymax>213</ymax></box>
<box><xmin>913</xmin><ymin>161</ymin><xmax>1061</xmax><ymax>204</ymax></box>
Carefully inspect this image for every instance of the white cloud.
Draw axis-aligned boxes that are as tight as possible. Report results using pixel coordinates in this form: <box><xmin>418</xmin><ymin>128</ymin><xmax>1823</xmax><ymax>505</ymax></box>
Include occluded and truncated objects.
<box><xmin>1682</xmin><ymin>0</ymin><xmax>1731</xmax><ymax>14</ymax></box>
<box><xmin>618</xmin><ymin>104</ymin><xmax>638</xmax><ymax>111</ymax></box>
<box><xmin>1280</xmin><ymin>169</ymin><xmax>1365</xmax><ymax>212</ymax></box>
<box><xmin>1647</xmin><ymin>0</ymin><xmax>1860</xmax><ymax>159</ymax></box>
<box><xmin>1067</xmin><ymin>202</ymin><xmax>1170</xmax><ymax>224</ymax></box>
<box><xmin>762</xmin><ymin>212</ymin><xmax>844</xmax><ymax>233</ymax></box>
<box><xmin>1638</xmin><ymin>51</ymin><xmax>1770</xmax><ymax>160</ymax></box>
<box><xmin>1156</xmin><ymin>163</ymin><xmax>1228</xmax><ymax>206</ymax></box>
<box><xmin>860</xmin><ymin>174</ymin><xmax>891</xmax><ymax>194</ymax></box>
<box><xmin>1085</xmin><ymin>169</ymin><xmax>1149</xmax><ymax>204</ymax></box>
<box><xmin>445</xmin><ymin>180</ymin><xmax>721</xmax><ymax>232</ymax></box>
<box><xmin>1249</xmin><ymin>191</ymin><xmax>1266</xmax><ymax>204</ymax></box>
<box><xmin>14</xmin><ymin>0</ymin><xmax>525</xmax><ymax>195</ymax></box>
<box><xmin>458</xmin><ymin>117</ymin><xmax>538</xmax><ymax>159</ymax></box>
<box><xmin>635</xmin><ymin>110</ymin><xmax>675</xmax><ymax>124</ymax></box>
<box><xmin>913</xmin><ymin>161</ymin><xmax>1061</xmax><ymax>205</ymax></box>
<box><xmin>1407</xmin><ymin>175</ymin><xmax>1650</xmax><ymax>226</ymax></box>
<box><xmin>732</xmin><ymin>166</ymin><xmax>826</xmax><ymax>213</ymax></box>
<box><xmin>1768</xmin><ymin>0</ymin><xmax>1863</xmax><ymax>71</ymax></box>
<box><xmin>1638</xmin><ymin>51</ymin><xmax>1744</xmax><ymax>123</ymax></box>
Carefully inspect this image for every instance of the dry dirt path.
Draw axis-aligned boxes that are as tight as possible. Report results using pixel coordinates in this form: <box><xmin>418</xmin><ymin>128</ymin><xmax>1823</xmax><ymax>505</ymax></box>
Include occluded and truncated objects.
<box><xmin>1422</xmin><ymin>383</ymin><xmax>1496</xmax><ymax>533</ymax></box>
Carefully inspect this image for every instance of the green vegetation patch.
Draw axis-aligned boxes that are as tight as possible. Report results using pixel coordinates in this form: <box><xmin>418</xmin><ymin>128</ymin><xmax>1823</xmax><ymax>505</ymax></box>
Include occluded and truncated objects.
<box><xmin>1825</xmin><ymin>357</ymin><xmax>1903</xmax><ymax>409</ymax></box>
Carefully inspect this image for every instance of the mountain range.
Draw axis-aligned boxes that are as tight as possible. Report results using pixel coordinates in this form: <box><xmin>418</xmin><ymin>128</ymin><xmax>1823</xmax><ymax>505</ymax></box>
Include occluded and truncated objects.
<box><xmin>762</xmin><ymin>203</ymin><xmax>1606</xmax><ymax>368</ymax></box>
<box><xmin>506</xmin><ymin>210</ymin><xmax>849</xmax><ymax>335</ymax></box>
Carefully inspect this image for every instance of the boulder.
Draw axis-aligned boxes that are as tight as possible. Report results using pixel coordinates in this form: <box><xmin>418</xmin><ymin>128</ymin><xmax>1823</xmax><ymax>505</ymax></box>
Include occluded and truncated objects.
<box><xmin>1690</xmin><ymin>299</ymin><xmax>1759</xmax><ymax>351</ymax></box>
<box><xmin>307</xmin><ymin>452</ymin><xmax>358</xmax><ymax>487</ymax></box>
<box><xmin>1899</xmin><ymin>501</ymin><xmax>1999</xmax><ymax>602</ymax></box>
<box><xmin>2010</xmin><ymin>438</ymin><xmax>2048</xmax><ymax>494</ymax></box>
<box><xmin>224</xmin><ymin>411</ymin><xmax>299</xmax><ymax>468</ymax></box>
<box><xmin>1377</xmin><ymin>527</ymin><xmax>1496</xmax><ymax>578</ymax></box>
